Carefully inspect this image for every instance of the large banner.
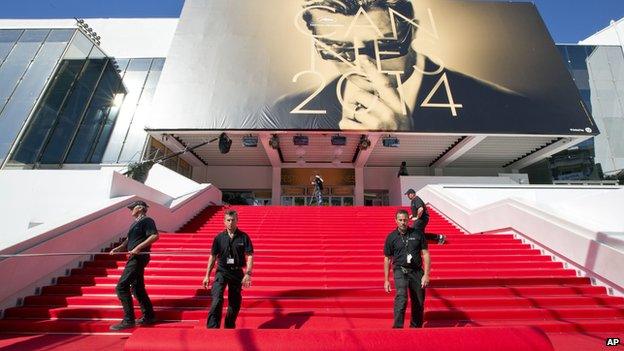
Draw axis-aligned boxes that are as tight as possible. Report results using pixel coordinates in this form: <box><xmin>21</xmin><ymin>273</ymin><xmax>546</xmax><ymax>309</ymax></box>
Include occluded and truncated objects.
<box><xmin>148</xmin><ymin>0</ymin><xmax>597</xmax><ymax>135</ymax></box>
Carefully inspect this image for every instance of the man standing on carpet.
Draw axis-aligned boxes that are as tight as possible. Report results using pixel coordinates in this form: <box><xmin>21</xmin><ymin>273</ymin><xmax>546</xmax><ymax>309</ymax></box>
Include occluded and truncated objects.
<box><xmin>202</xmin><ymin>209</ymin><xmax>254</xmax><ymax>328</ymax></box>
<box><xmin>109</xmin><ymin>200</ymin><xmax>159</xmax><ymax>331</ymax></box>
<box><xmin>384</xmin><ymin>209</ymin><xmax>430</xmax><ymax>328</ymax></box>
<box><xmin>405</xmin><ymin>189</ymin><xmax>445</xmax><ymax>244</ymax></box>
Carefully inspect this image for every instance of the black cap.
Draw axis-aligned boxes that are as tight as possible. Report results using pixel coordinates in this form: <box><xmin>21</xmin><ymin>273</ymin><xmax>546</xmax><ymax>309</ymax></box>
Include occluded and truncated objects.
<box><xmin>404</xmin><ymin>189</ymin><xmax>416</xmax><ymax>195</ymax></box>
<box><xmin>127</xmin><ymin>200</ymin><xmax>149</xmax><ymax>210</ymax></box>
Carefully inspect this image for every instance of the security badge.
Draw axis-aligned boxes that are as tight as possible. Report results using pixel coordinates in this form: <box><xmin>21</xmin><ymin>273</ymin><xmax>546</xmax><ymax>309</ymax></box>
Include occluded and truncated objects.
<box><xmin>227</xmin><ymin>257</ymin><xmax>235</xmax><ymax>265</ymax></box>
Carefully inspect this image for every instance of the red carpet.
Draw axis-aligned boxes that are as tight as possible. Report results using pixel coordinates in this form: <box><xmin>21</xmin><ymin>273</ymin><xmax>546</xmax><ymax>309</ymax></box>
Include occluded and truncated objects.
<box><xmin>124</xmin><ymin>327</ymin><xmax>553</xmax><ymax>351</ymax></box>
<box><xmin>1</xmin><ymin>206</ymin><xmax>622</xmax><ymax>350</ymax></box>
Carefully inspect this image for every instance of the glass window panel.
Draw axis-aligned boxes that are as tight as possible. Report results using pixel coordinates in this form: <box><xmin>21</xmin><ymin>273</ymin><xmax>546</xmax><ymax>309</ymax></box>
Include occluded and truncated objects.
<box><xmin>89</xmin><ymin>45</ymin><xmax>106</xmax><ymax>60</ymax></box>
<box><xmin>0</xmin><ymin>35</ymin><xmax>68</xmax><ymax>164</ymax></box>
<box><xmin>101</xmin><ymin>58</ymin><xmax>151</xmax><ymax>163</ymax></box>
<box><xmin>39</xmin><ymin>58</ymin><xmax>107</xmax><ymax>164</ymax></box>
<box><xmin>64</xmin><ymin>32</ymin><xmax>92</xmax><ymax>60</ymax></box>
<box><xmin>556</xmin><ymin>46</ymin><xmax>569</xmax><ymax>66</ymax></box>
<box><xmin>47</xmin><ymin>29</ymin><xmax>75</xmax><ymax>43</ymax></box>
<box><xmin>0</xmin><ymin>29</ymin><xmax>23</xmax><ymax>64</ymax></box>
<box><xmin>10</xmin><ymin>59</ymin><xmax>85</xmax><ymax>164</ymax></box>
<box><xmin>571</xmin><ymin>69</ymin><xmax>590</xmax><ymax>90</ymax></box>
<box><xmin>20</xmin><ymin>30</ymin><xmax>49</xmax><ymax>42</ymax></box>
<box><xmin>126</xmin><ymin>58</ymin><xmax>152</xmax><ymax>71</ymax></box>
<box><xmin>66</xmin><ymin>61</ymin><xmax>125</xmax><ymax>163</ymax></box>
<box><xmin>114</xmin><ymin>58</ymin><xmax>130</xmax><ymax>75</ymax></box>
<box><xmin>150</xmin><ymin>58</ymin><xmax>165</xmax><ymax>71</ymax></box>
<box><xmin>0</xmin><ymin>30</ymin><xmax>48</xmax><ymax>109</ymax></box>
<box><xmin>118</xmin><ymin>61</ymin><xmax>164</xmax><ymax>162</ymax></box>
<box><xmin>343</xmin><ymin>197</ymin><xmax>354</xmax><ymax>206</ymax></box>
<box><xmin>90</xmin><ymin>102</ymin><xmax>122</xmax><ymax>163</ymax></box>
<box><xmin>566</xmin><ymin>46</ymin><xmax>589</xmax><ymax>70</ymax></box>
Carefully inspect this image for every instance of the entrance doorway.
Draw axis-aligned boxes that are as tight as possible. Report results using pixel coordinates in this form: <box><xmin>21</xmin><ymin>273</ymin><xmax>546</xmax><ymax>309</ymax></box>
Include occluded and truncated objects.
<box><xmin>281</xmin><ymin>168</ymin><xmax>354</xmax><ymax>206</ymax></box>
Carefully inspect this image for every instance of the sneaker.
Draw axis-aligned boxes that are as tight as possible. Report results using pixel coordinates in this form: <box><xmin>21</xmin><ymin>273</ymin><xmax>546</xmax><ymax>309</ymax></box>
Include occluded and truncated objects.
<box><xmin>438</xmin><ymin>235</ymin><xmax>446</xmax><ymax>245</ymax></box>
<box><xmin>137</xmin><ymin>315</ymin><xmax>157</xmax><ymax>326</ymax></box>
<box><xmin>109</xmin><ymin>321</ymin><xmax>135</xmax><ymax>331</ymax></box>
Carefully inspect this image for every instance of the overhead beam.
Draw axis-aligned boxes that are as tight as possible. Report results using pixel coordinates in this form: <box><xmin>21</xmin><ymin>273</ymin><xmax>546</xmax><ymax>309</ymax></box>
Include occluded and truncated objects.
<box><xmin>354</xmin><ymin>134</ymin><xmax>381</xmax><ymax>167</ymax></box>
<box><xmin>281</xmin><ymin>162</ymin><xmax>354</xmax><ymax>169</ymax></box>
<box><xmin>430</xmin><ymin>135</ymin><xmax>486</xmax><ymax>168</ymax></box>
<box><xmin>505</xmin><ymin>136</ymin><xmax>590</xmax><ymax>170</ymax></box>
<box><xmin>159</xmin><ymin>133</ymin><xmax>208</xmax><ymax>166</ymax></box>
<box><xmin>260</xmin><ymin>132</ymin><xmax>282</xmax><ymax>167</ymax></box>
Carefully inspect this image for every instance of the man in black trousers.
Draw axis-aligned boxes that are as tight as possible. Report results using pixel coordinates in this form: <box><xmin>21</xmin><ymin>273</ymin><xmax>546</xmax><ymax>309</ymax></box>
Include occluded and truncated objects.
<box><xmin>202</xmin><ymin>209</ymin><xmax>254</xmax><ymax>328</ymax></box>
<box><xmin>405</xmin><ymin>189</ymin><xmax>445</xmax><ymax>244</ymax></box>
<box><xmin>384</xmin><ymin>209</ymin><xmax>431</xmax><ymax>328</ymax></box>
<box><xmin>109</xmin><ymin>200</ymin><xmax>159</xmax><ymax>330</ymax></box>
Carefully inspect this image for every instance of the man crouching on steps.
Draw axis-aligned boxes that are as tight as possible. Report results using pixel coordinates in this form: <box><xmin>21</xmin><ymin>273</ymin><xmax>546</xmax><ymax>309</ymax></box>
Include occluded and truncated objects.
<box><xmin>109</xmin><ymin>200</ymin><xmax>159</xmax><ymax>331</ymax></box>
<box><xmin>203</xmin><ymin>209</ymin><xmax>254</xmax><ymax>328</ymax></box>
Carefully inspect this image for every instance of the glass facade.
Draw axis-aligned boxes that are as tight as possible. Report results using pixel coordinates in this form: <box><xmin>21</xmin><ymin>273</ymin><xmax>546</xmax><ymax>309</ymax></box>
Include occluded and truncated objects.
<box><xmin>0</xmin><ymin>29</ymin><xmax>74</xmax><ymax>165</ymax></box>
<box><xmin>102</xmin><ymin>58</ymin><xmax>166</xmax><ymax>164</ymax></box>
<box><xmin>545</xmin><ymin>45</ymin><xmax>624</xmax><ymax>181</ymax></box>
<box><xmin>8</xmin><ymin>30</ymin><xmax>126</xmax><ymax>166</ymax></box>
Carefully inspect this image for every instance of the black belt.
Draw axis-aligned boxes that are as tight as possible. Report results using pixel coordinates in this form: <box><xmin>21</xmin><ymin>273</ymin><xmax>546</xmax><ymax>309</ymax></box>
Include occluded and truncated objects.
<box><xmin>221</xmin><ymin>266</ymin><xmax>242</xmax><ymax>271</ymax></box>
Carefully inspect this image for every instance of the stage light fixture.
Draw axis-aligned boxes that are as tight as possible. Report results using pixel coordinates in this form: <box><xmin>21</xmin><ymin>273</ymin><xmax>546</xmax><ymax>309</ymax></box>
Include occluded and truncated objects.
<box><xmin>293</xmin><ymin>135</ymin><xmax>309</xmax><ymax>146</ymax></box>
<box><xmin>218</xmin><ymin>133</ymin><xmax>232</xmax><ymax>154</ymax></box>
<box><xmin>331</xmin><ymin>135</ymin><xmax>347</xmax><ymax>146</ymax></box>
<box><xmin>269</xmin><ymin>135</ymin><xmax>280</xmax><ymax>149</ymax></box>
<box><xmin>382</xmin><ymin>136</ymin><xmax>400</xmax><ymax>148</ymax></box>
<box><xmin>359</xmin><ymin>136</ymin><xmax>371</xmax><ymax>150</ymax></box>
<box><xmin>242</xmin><ymin>135</ymin><xmax>258</xmax><ymax>147</ymax></box>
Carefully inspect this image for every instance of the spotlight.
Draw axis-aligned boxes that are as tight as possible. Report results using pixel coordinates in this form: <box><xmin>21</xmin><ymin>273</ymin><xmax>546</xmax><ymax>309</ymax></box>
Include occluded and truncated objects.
<box><xmin>269</xmin><ymin>135</ymin><xmax>280</xmax><ymax>149</ymax></box>
<box><xmin>331</xmin><ymin>135</ymin><xmax>347</xmax><ymax>146</ymax></box>
<box><xmin>293</xmin><ymin>135</ymin><xmax>309</xmax><ymax>146</ymax></box>
<box><xmin>218</xmin><ymin>133</ymin><xmax>232</xmax><ymax>154</ymax></box>
<box><xmin>359</xmin><ymin>136</ymin><xmax>371</xmax><ymax>150</ymax></box>
<box><xmin>382</xmin><ymin>136</ymin><xmax>400</xmax><ymax>148</ymax></box>
<box><xmin>242</xmin><ymin>135</ymin><xmax>258</xmax><ymax>147</ymax></box>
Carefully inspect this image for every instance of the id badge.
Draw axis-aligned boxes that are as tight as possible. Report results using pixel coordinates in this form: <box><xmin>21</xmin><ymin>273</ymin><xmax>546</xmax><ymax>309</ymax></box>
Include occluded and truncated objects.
<box><xmin>407</xmin><ymin>254</ymin><xmax>413</xmax><ymax>264</ymax></box>
<box><xmin>227</xmin><ymin>258</ymin><xmax>235</xmax><ymax>265</ymax></box>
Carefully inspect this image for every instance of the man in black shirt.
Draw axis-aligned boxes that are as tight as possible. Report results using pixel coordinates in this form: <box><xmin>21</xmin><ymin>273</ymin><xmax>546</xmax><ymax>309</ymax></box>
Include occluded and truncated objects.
<box><xmin>109</xmin><ymin>200</ymin><xmax>159</xmax><ymax>330</ymax></box>
<box><xmin>309</xmin><ymin>173</ymin><xmax>324</xmax><ymax>206</ymax></box>
<box><xmin>202</xmin><ymin>209</ymin><xmax>254</xmax><ymax>328</ymax></box>
<box><xmin>405</xmin><ymin>189</ymin><xmax>446</xmax><ymax>244</ymax></box>
<box><xmin>384</xmin><ymin>209</ymin><xmax>430</xmax><ymax>328</ymax></box>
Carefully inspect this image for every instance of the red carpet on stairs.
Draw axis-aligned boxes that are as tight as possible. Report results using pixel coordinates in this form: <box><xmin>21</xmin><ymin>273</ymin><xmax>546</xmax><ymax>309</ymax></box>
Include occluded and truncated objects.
<box><xmin>1</xmin><ymin>205</ymin><xmax>622</xmax><ymax>351</ymax></box>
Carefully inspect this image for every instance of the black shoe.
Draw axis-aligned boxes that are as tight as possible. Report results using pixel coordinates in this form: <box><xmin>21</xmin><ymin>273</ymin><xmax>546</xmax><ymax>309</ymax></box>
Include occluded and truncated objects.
<box><xmin>438</xmin><ymin>235</ymin><xmax>446</xmax><ymax>245</ymax></box>
<box><xmin>109</xmin><ymin>320</ymin><xmax>135</xmax><ymax>331</ymax></box>
<box><xmin>137</xmin><ymin>315</ymin><xmax>157</xmax><ymax>326</ymax></box>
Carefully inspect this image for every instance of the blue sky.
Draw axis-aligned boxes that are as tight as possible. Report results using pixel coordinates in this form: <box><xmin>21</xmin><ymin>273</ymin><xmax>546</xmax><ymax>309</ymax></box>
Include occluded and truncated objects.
<box><xmin>0</xmin><ymin>0</ymin><xmax>622</xmax><ymax>43</ymax></box>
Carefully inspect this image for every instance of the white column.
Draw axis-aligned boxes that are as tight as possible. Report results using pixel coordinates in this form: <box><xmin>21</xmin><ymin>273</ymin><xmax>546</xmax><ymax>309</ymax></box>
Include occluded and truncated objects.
<box><xmin>355</xmin><ymin>166</ymin><xmax>364</xmax><ymax>206</ymax></box>
<box><xmin>272</xmin><ymin>167</ymin><xmax>281</xmax><ymax>205</ymax></box>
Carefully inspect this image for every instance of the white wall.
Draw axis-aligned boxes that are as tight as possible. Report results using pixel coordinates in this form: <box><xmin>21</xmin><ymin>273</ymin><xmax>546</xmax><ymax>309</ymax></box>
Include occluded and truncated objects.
<box><xmin>204</xmin><ymin>166</ymin><xmax>273</xmax><ymax>189</ymax></box>
<box><xmin>396</xmin><ymin>176</ymin><xmax>519</xmax><ymax>206</ymax></box>
<box><xmin>0</xmin><ymin>18</ymin><xmax>178</xmax><ymax>58</ymax></box>
<box><xmin>0</xmin><ymin>164</ymin><xmax>221</xmax><ymax>310</ymax></box>
<box><xmin>419</xmin><ymin>184</ymin><xmax>624</xmax><ymax>295</ymax></box>
<box><xmin>580</xmin><ymin>18</ymin><xmax>624</xmax><ymax>47</ymax></box>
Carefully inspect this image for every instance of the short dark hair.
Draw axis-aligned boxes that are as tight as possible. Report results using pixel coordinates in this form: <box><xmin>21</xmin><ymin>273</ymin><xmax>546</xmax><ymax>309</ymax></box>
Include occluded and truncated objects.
<box><xmin>396</xmin><ymin>209</ymin><xmax>409</xmax><ymax>218</ymax></box>
<box><xmin>302</xmin><ymin>0</ymin><xmax>414</xmax><ymax>33</ymax></box>
<box><xmin>224</xmin><ymin>210</ymin><xmax>238</xmax><ymax>218</ymax></box>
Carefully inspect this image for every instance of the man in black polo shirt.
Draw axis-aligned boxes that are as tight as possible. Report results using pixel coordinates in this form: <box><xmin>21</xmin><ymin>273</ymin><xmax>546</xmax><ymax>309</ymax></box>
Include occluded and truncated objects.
<box><xmin>109</xmin><ymin>200</ymin><xmax>159</xmax><ymax>331</ymax></box>
<box><xmin>384</xmin><ymin>209</ymin><xmax>431</xmax><ymax>328</ymax></box>
<box><xmin>202</xmin><ymin>209</ymin><xmax>254</xmax><ymax>328</ymax></box>
<box><xmin>405</xmin><ymin>189</ymin><xmax>446</xmax><ymax>244</ymax></box>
